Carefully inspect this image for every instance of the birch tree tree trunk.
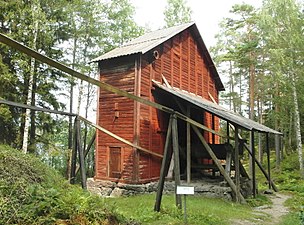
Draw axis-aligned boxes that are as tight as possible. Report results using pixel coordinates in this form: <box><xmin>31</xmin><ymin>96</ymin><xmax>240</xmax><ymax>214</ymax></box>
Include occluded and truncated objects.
<box><xmin>291</xmin><ymin>72</ymin><xmax>303</xmax><ymax>177</ymax></box>
<box><xmin>22</xmin><ymin>0</ymin><xmax>40</xmax><ymax>154</ymax></box>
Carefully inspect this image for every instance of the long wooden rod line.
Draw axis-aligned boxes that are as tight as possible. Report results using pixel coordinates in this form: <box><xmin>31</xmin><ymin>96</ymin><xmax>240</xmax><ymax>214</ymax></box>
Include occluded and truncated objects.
<box><xmin>79</xmin><ymin>116</ymin><xmax>163</xmax><ymax>159</ymax></box>
<box><xmin>0</xmin><ymin>33</ymin><xmax>227</xmax><ymax>138</ymax></box>
<box><xmin>0</xmin><ymin>99</ymin><xmax>77</xmax><ymax>117</ymax></box>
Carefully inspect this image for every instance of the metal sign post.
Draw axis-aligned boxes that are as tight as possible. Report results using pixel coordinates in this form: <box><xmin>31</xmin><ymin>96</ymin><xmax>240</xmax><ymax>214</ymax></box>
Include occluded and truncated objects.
<box><xmin>176</xmin><ymin>186</ymin><xmax>194</xmax><ymax>224</ymax></box>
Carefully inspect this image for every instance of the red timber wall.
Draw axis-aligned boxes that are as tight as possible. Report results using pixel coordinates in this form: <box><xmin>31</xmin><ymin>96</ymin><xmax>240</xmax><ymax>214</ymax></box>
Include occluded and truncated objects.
<box><xmin>139</xmin><ymin>29</ymin><xmax>220</xmax><ymax>182</ymax></box>
<box><xmin>95</xmin><ymin>56</ymin><xmax>139</xmax><ymax>184</ymax></box>
<box><xmin>95</xmin><ymin>29</ymin><xmax>220</xmax><ymax>184</ymax></box>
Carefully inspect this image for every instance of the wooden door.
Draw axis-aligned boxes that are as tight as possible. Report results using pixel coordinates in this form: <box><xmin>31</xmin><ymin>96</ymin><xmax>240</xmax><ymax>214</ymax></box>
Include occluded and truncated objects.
<box><xmin>109</xmin><ymin>147</ymin><xmax>121</xmax><ymax>178</ymax></box>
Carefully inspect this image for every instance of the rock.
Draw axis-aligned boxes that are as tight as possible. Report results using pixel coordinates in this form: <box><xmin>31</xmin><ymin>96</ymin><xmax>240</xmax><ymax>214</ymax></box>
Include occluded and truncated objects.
<box><xmin>110</xmin><ymin>188</ymin><xmax>126</xmax><ymax>197</ymax></box>
<box><xmin>263</xmin><ymin>189</ymin><xmax>273</xmax><ymax>195</ymax></box>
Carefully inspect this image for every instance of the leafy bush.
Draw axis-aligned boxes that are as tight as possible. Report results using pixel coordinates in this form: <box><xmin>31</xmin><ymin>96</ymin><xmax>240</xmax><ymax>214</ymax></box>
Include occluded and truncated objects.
<box><xmin>0</xmin><ymin>145</ymin><xmax>126</xmax><ymax>225</ymax></box>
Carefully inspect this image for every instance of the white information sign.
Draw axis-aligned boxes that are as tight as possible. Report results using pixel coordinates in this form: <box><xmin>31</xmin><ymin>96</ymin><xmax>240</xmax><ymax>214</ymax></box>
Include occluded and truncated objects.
<box><xmin>176</xmin><ymin>186</ymin><xmax>194</xmax><ymax>195</ymax></box>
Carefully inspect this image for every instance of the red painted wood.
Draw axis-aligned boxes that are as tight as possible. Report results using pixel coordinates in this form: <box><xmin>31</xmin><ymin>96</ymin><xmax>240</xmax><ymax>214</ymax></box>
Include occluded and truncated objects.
<box><xmin>95</xmin><ymin>29</ymin><xmax>221</xmax><ymax>184</ymax></box>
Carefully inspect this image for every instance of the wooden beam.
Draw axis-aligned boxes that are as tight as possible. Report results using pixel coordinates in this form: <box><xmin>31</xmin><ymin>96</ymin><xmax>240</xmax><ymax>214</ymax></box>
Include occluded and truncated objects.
<box><xmin>172</xmin><ymin>114</ymin><xmax>182</xmax><ymax>208</ymax></box>
<box><xmin>227</xmin><ymin>122</ymin><xmax>230</xmax><ymax>143</ymax></box>
<box><xmin>266</xmin><ymin>133</ymin><xmax>271</xmax><ymax>190</ymax></box>
<box><xmin>251</xmin><ymin>130</ymin><xmax>256</xmax><ymax>197</ymax></box>
<box><xmin>75</xmin><ymin>131</ymin><xmax>96</xmax><ymax>175</ymax></box>
<box><xmin>76</xmin><ymin>117</ymin><xmax>87</xmax><ymax>190</ymax></box>
<box><xmin>186</xmin><ymin>106</ymin><xmax>191</xmax><ymax>184</ymax></box>
<box><xmin>79</xmin><ymin>116</ymin><xmax>163</xmax><ymax>159</ymax></box>
<box><xmin>212</xmin><ymin>114</ymin><xmax>215</xmax><ymax>144</ymax></box>
<box><xmin>0</xmin><ymin>99</ymin><xmax>77</xmax><ymax>116</ymax></box>
<box><xmin>154</xmin><ymin>115</ymin><xmax>173</xmax><ymax>212</ymax></box>
<box><xmin>234</xmin><ymin>126</ymin><xmax>241</xmax><ymax>202</ymax></box>
<box><xmin>70</xmin><ymin>117</ymin><xmax>77</xmax><ymax>184</ymax></box>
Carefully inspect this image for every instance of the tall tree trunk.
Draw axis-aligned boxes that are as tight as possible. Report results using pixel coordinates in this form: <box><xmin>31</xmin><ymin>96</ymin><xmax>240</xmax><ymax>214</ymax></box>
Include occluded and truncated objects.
<box><xmin>239</xmin><ymin>74</ymin><xmax>242</xmax><ymax>114</ymax></box>
<box><xmin>291</xmin><ymin>73</ymin><xmax>303</xmax><ymax>177</ymax></box>
<box><xmin>229</xmin><ymin>61</ymin><xmax>233</xmax><ymax>111</ymax></box>
<box><xmin>249</xmin><ymin>59</ymin><xmax>255</xmax><ymax>120</ymax></box>
<box><xmin>275</xmin><ymin>82</ymin><xmax>280</xmax><ymax>168</ymax></box>
<box><xmin>22</xmin><ymin>1</ymin><xmax>39</xmax><ymax>154</ymax></box>
<box><xmin>288</xmin><ymin>111</ymin><xmax>293</xmax><ymax>153</ymax></box>
<box><xmin>66</xmin><ymin>29</ymin><xmax>77</xmax><ymax>179</ymax></box>
<box><xmin>258</xmin><ymin>100</ymin><xmax>263</xmax><ymax>162</ymax></box>
<box><xmin>29</xmin><ymin>73</ymin><xmax>37</xmax><ymax>153</ymax></box>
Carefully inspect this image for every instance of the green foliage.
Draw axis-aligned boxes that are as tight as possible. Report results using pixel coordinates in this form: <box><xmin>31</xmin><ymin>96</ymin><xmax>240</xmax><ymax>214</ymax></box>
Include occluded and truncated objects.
<box><xmin>164</xmin><ymin>0</ymin><xmax>192</xmax><ymax>27</ymax></box>
<box><xmin>0</xmin><ymin>145</ymin><xmax>126</xmax><ymax>224</ymax></box>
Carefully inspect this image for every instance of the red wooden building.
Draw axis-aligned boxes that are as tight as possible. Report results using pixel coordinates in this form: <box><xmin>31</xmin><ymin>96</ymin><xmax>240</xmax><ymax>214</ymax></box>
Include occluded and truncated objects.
<box><xmin>92</xmin><ymin>23</ymin><xmax>225</xmax><ymax>184</ymax></box>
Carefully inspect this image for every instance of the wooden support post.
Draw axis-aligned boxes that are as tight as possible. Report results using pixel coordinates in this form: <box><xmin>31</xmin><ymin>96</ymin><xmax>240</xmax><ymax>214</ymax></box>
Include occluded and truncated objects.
<box><xmin>212</xmin><ymin>115</ymin><xmax>215</xmax><ymax>144</ymax></box>
<box><xmin>84</xmin><ymin>131</ymin><xmax>96</xmax><ymax>159</ymax></box>
<box><xmin>211</xmin><ymin>114</ymin><xmax>216</xmax><ymax>176</ymax></box>
<box><xmin>227</xmin><ymin>122</ymin><xmax>230</xmax><ymax>144</ymax></box>
<box><xmin>75</xmin><ymin>131</ymin><xmax>96</xmax><ymax>175</ymax></box>
<box><xmin>70</xmin><ymin>117</ymin><xmax>77</xmax><ymax>184</ymax></box>
<box><xmin>225</xmin><ymin>122</ymin><xmax>231</xmax><ymax>176</ymax></box>
<box><xmin>172</xmin><ymin>114</ymin><xmax>182</xmax><ymax>209</ymax></box>
<box><xmin>234</xmin><ymin>126</ymin><xmax>241</xmax><ymax>203</ymax></box>
<box><xmin>266</xmin><ymin>133</ymin><xmax>271</xmax><ymax>190</ymax></box>
<box><xmin>186</xmin><ymin>106</ymin><xmax>191</xmax><ymax>184</ymax></box>
<box><xmin>76</xmin><ymin>117</ymin><xmax>87</xmax><ymax>190</ymax></box>
<box><xmin>251</xmin><ymin>130</ymin><xmax>256</xmax><ymax>197</ymax></box>
<box><xmin>244</xmin><ymin>143</ymin><xmax>278</xmax><ymax>192</ymax></box>
<box><xmin>225</xmin><ymin>150</ymin><xmax>232</xmax><ymax>176</ymax></box>
<box><xmin>192</xmin><ymin>125</ymin><xmax>245</xmax><ymax>203</ymax></box>
<box><xmin>154</xmin><ymin>115</ymin><xmax>173</xmax><ymax>212</ymax></box>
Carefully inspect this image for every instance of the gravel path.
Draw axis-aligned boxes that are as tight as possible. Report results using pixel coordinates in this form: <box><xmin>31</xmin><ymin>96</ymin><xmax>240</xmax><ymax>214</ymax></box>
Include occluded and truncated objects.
<box><xmin>232</xmin><ymin>193</ymin><xmax>291</xmax><ymax>225</ymax></box>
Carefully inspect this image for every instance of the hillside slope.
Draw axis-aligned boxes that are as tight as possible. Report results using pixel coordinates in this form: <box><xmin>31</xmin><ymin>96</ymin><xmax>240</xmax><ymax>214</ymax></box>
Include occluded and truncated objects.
<box><xmin>0</xmin><ymin>145</ymin><xmax>126</xmax><ymax>225</ymax></box>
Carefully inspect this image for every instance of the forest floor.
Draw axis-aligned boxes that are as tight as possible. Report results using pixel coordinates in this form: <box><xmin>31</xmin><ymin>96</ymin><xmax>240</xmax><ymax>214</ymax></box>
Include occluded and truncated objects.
<box><xmin>232</xmin><ymin>193</ymin><xmax>291</xmax><ymax>225</ymax></box>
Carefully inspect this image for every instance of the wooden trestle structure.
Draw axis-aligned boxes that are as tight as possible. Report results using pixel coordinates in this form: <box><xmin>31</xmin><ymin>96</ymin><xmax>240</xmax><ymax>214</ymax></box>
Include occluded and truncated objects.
<box><xmin>0</xmin><ymin>33</ymin><xmax>280</xmax><ymax>211</ymax></box>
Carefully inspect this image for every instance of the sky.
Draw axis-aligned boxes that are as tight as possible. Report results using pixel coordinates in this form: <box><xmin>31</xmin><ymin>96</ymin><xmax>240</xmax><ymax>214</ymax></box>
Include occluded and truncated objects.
<box><xmin>131</xmin><ymin>0</ymin><xmax>263</xmax><ymax>48</ymax></box>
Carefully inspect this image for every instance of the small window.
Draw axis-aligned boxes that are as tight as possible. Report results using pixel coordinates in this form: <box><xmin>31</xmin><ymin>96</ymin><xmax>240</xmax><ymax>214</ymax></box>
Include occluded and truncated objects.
<box><xmin>109</xmin><ymin>147</ymin><xmax>121</xmax><ymax>178</ymax></box>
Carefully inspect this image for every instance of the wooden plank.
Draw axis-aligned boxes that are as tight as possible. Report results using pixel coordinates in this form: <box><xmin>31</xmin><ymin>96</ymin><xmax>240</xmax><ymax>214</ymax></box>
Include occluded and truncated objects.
<box><xmin>186</xmin><ymin>106</ymin><xmax>191</xmax><ymax>184</ymax></box>
<box><xmin>76</xmin><ymin>117</ymin><xmax>87</xmax><ymax>190</ymax></box>
<box><xmin>79</xmin><ymin>116</ymin><xmax>163</xmax><ymax>159</ymax></box>
<box><xmin>234</xmin><ymin>126</ymin><xmax>240</xmax><ymax>203</ymax></box>
<box><xmin>75</xmin><ymin>132</ymin><xmax>96</xmax><ymax>175</ymax></box>
<box><xmin>225</xmin><ymin>150</ymin><xmax>232</xmax><ymax>176</ymax></box>
<box><xmin>212</xmin><ymin>114</ymin><xmax>215</xmax><ymax>144</ymax></box>
<box><xmin>70</xmin><ymin>118</ymin><xmax>77</xmax><ymax>184</ymax></box>
<box><xmin>172</xmin><ymin>114</ymin><xmax>182</xmax><ymax>208</ymax></box>
<box><xmin>154</xmin><ymin>115</ymin><xmax>173</xmax><ymax>212</ymax></box>
<box><xmin>251</xmin><ymin>130</ymin><xmax>256</xmax><ymax>197</ymax></box>
<box><xmin>266</xmin><ymin>133</ymin><xmax>271</xmax><ymax>190</ymax></box>
<box><xmin>0</xmin><ymin>99</ymin><xmax>77</xmax><ymax>116</ymax></box>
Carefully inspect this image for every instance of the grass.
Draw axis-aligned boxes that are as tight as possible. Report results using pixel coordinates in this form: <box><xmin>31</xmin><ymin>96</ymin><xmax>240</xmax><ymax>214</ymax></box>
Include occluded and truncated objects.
<box><xmin>3</xmin><ymin>142</ymin><xmax>304</xmax><ymax>224</ymax></box>
<box><xmin>104</xmin><ymin>194</ymin><xmax>263</xmax><ymax>225</ymax></box>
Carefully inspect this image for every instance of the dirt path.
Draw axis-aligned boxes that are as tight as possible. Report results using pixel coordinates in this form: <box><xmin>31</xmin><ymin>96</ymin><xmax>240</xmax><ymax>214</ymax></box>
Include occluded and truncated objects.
<box><xmin>232</xmin><ymin>193</ymin><xmax>291</xmax><ymax>225</ymax></box>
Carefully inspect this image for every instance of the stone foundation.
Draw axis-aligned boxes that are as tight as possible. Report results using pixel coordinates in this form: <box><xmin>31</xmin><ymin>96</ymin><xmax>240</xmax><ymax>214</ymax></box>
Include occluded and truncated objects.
<box><xmin>86</xmin><ymin>177</ymin><xmax>255</xmax><ymax>201</ymax></box>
